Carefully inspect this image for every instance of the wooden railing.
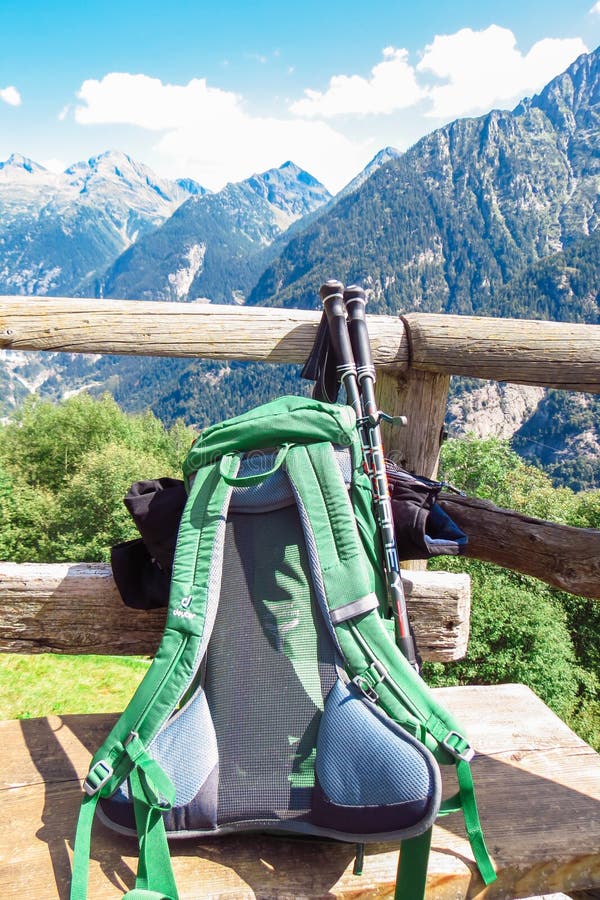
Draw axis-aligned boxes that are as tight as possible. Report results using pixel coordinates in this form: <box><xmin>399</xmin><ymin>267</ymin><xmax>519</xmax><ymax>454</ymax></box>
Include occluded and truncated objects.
<box><xmin>2</xmin><ymin>296</ymin><xmax>600</xmax><ymax>598</ymax></box>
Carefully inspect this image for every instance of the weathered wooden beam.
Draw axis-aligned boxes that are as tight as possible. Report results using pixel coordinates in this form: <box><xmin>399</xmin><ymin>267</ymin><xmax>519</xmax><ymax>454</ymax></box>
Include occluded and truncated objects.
<box><xmin>405</xmin><ymin>312</ymin><xmax>600</xmax><ymax>392</ymax></box>
<box><xmin>376</xmin><ymin>369</ymin><xmax>450</xmax><ymax>479</ymax></box>
<box><xmin>2</xmin><ymin>298</ymin><xmax>600</xmax><ymax>391</ymax></box>
<box><xmin>0</xmin><ymin>297</ymin><xmax>408</xmax><ymax>369</ymax></box>
<box><xmin>0</xmin><ymin>562</ymin><xmax>470</xmax><ymax>662</ymax></box>
<box><xmin>439</xmin><ymin>492</ymin><xmax>600</xmax><ymax>599</ymax></box>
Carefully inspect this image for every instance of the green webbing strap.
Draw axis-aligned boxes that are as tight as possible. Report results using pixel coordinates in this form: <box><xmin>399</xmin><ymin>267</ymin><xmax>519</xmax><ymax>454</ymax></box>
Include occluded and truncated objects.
<box><xmin>455</xmin><ymin>759</ymin><xmax>496</xmax><ymax>885</ymax></box>
<box><xmin>128</xmin><ymin>767</ymin><xmax>178</xmax><ymax>900</ymax></box>
<box><xmin>395</xmin><ymin>828</ymin><xmax>432</xmax><ymax>899</ymax></box>
<box><xmin>285</xmin><ymin>442</ymin><xmax>377</xmax><ymax>616</ymax></box>
<box><xmin>71</xmin><ymin>744</ymin><xmax>179</xmax><ymax>900</ymax></box>
<box><xmin>71</xmin><ymin>458</ymin><xmax>236</xmax><ymax>899</ymax></box>
<box><xmin>437</xmin><ymin>762</ymin><xmax>495</xmax><ymax>884</ymax></box>
<box><xmin>285</xmin><ymin>439</ymin><xmax>496</xmax><ymax>888</ymax></box>
<box><xmin>71</xmin><ymin>792</ymin><xmax>101</xmax><ymax>900</ymax></box>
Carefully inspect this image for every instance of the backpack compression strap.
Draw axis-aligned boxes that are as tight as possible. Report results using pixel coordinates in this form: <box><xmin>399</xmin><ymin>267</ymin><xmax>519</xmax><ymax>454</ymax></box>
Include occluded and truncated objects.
<box><xmin>286</xmin><ymin>441</ymin><xmax>496</xmax><ymax>892</ymax></box>
<box><xmin>71</xmin><ymin>456</ymin><xmax>239</xmax><ymax>900</ymax></box>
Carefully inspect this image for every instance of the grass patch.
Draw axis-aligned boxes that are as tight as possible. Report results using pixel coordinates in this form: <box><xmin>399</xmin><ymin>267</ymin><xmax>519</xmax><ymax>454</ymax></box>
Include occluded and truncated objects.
<box><xmin>0</xmin><ymin>653</ymin><xmax>151</xmax><ymax>719</ymax></box>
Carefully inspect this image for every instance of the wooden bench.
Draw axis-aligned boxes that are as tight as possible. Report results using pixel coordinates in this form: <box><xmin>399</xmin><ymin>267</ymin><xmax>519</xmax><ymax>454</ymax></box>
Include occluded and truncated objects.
<box><xmin>0</xmin><ymin>564</ymin><xmax>599</xmax><ymax>899</ymax></box>
<box><xmin>2</xmin><ymin>685</ymin><xmax>599</xmax><ymax>899</ymax></box>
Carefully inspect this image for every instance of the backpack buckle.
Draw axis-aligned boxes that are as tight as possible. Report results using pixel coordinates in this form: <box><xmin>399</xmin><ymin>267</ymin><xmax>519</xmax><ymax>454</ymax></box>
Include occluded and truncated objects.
<box><xmin>352</xmin><ymin>661</ymin><xmax>388</xmax><ymax>702</ymax></box>
<box><xmin>352</xmin><ymin>675</ymin><xmax>379</xmax><ymax>702</ymax></box>
<box><xmin>442</xmin><ymin>731</ymin><xmax>475</xmax><ymax>763</ymax></box>
<box><xmin>83</xmin><ymin>759</ymin><xmax>114</xmax><ymax>796</ymax></box>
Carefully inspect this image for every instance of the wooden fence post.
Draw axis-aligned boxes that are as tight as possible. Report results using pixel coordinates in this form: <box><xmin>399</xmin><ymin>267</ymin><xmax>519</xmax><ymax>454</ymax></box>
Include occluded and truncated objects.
<box><xmin>375</xmin><ymin>368</ymin><xmax>451</xmax><ymax>479</ymax></box>
<box><xmin>375</xmin><ymin>367</ymin><xmax>451</xmax><ymax>571</ymax></box>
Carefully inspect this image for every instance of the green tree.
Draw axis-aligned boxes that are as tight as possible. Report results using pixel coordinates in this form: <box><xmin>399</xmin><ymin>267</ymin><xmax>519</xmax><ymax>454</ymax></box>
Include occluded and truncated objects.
<box><xmin>432</xmin><ymin>435</ymin><xmax>599</xmax><ymax>748</ymax></box>
<box><xmin>0</xmin><ymin>393</ymin><xmax>190</xmax><ymax>492</ymax></box>
<box><xmin>0</xmin><ymin>394</ymin><xmax>192</xmax><ymax>563</ymax></box>
<box><xmin>425</xmin><ymin>559</ymin><xmax>581</xmax><ymax>719</ymax></box>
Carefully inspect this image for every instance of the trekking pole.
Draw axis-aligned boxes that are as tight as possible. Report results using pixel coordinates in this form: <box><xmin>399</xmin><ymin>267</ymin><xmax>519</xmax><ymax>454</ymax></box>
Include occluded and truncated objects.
<box><xmin>319</xmin><ymin>279</ymin><xmax>363</xmax><ymax>416</ymax></box>
<box><xmin>344</xmin><ymin>284</ymin><xmax>417</xmax><ymax>668</ymax></box>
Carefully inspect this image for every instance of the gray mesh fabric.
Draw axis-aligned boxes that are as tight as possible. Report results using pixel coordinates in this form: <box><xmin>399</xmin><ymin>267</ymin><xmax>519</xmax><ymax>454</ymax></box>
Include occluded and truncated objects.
<box><xmin>229</xmin><ymin>452</ymin><xmax>294</xmax><ymax>512</ymax></box>
<box><xmin>205</xmin><ymin>503</ymin><xmax>338</xmax><ymax>825</ymax></box>
<box><xmin>228</xmin><ymin>446</ymin><xmax>352</xmax><ymax>513</ymax></box>
<box><xmin>148</xmin><ymin>688</ymin><xmax>218</xmax><ymax>807</ymax></box>
<box><xmin>316</xmin><ymin>678</ymin><xmax>432</xmax><ymax>806</ymax></box>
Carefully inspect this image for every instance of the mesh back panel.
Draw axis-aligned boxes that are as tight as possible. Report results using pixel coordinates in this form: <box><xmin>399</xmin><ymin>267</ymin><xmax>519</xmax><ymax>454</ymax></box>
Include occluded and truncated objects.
<box><xmin>205</xmin><ymin>503</ymin><xmax>337</xmax><ymax>824</ymax></box>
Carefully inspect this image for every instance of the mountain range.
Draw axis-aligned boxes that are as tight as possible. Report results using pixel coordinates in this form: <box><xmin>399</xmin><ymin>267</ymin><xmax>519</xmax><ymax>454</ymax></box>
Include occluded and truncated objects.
<box><xmin>248</xmin><ymin>49</ymin><xmax>599</xmax><ymax>316</ymax></box>
<box><xmin>88</xmin><ymin>160</ymin><xmax>332</xmax><ymax>305</ymax></box>
<box><xmin>1</xmin><ymin>48</ymin><xmax>599</xmax><ymax>488</ymax></box>
<box><xmin>0</xmin><ymin>150</ymin><xmax>199</xmax><ymax>297</ymax></box>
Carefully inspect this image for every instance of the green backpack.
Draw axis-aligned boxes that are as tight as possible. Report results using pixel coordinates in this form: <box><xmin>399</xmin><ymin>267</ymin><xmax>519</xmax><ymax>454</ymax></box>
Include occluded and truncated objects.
<box><xmin>71</xmin><ymin>396</ymin><xmax>495</xmax><ymax>899</ymax></box>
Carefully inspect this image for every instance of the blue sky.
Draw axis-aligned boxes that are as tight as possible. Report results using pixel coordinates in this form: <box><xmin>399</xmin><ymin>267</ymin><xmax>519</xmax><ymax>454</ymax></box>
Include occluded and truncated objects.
<box><xmin>1</xmin><ymin>0</ymin><xmax>599</xmax><ymax>191</ymax></box>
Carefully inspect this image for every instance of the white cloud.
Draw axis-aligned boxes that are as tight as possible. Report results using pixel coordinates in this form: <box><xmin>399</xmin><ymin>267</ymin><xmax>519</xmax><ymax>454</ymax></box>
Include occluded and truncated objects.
<box><xmin>71</xmin><ymin>26</ymin><xmax>588</xmax><ymax>192</ymax></box>
<box><xmin>73</xmin><ymin>71</ymin><xmax>374</xmax><ymax>192</ymax></box>
<box><xmin>75</xmin><ymin>73</ymin><xmax>241</xmax><ymax>131</ymax></box>
<box><xmin>418</xmin><ymin>26</ymin><xmax>587</xmax><ymax>119</ymax></box>
<box><xmin>590</xmin><ymin>1</ymin><xmax>600</xmax><ymax>13</ymax></box>
<box><xmin>290</xmin><ymin>47</ymin><xmax>424</xmax><ymax>118</ymax></box>
<box><xmin>156</xmin><ymin>114</ymin><xmax>374</xmax><ymax>193</ymax></box>
<box><xmin>0</xmin><ymin>85</ymin><xmax>22</xmax><ymax>107</ymax></box>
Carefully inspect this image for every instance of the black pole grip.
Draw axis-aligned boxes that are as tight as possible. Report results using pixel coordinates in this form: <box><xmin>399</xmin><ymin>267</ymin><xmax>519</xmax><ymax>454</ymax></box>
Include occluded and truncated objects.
<box><xmin>343</xmin><ymin>285</ymin><xmax>376</xmax><ymax>383</ymax></box>
<box><xmin>320</xmin><ymin>281</ymin><xmax>357</xmax><ymax>382</ymax></box>
<box><xmin>320</xmin><ymin>280</ymin><xmax>361</xmax><ymax>417</ymax></box>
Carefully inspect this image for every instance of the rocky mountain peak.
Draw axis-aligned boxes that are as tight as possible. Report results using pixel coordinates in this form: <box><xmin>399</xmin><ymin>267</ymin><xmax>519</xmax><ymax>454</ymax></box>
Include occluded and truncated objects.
<box><xmin>0</xmin><ymin>153</ymin><xmax>53</xmax><ymax>182</ymax></box>
<box><xmin>514</xmin><ymin>46</ymin><xmax>599</xmax><ymax>132</ymax></box>
<box><xmin>337</xmin><ymin>146</ymin><xmax>401</xmax><ymax>199</ymax></box>
<box><xmin>64</xmin><ymin>150</ymin><xmax>188</xmax><ymax>204</ymax></box>
<box><xmin>244</xmin><ymin>161</ymin><xmax>331</xmax><ymax>223</ymax></box>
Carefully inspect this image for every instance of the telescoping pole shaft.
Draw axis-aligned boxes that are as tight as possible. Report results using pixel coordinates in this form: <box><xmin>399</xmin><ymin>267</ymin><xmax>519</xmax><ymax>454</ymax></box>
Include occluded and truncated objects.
<box><xmin>343</xmin><ymin>284</ymin><xmax>418</xmax><ymax>669</ymax></box>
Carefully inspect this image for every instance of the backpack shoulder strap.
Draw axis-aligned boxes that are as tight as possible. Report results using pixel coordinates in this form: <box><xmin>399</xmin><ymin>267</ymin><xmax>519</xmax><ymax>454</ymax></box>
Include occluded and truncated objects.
<box><xmin>71</xmin><ymin>455</ymin><xmax>240</xmax><ymax>900</ymax></box>
<box><xmin>286</xmin><ymin>440</ymin><xmax>496</xmax><ymax>889</ymax></box>
<box><xmin>286</xmin><ymin>441</ymin><xmax>381</xmax><ymax>623</ymax></box>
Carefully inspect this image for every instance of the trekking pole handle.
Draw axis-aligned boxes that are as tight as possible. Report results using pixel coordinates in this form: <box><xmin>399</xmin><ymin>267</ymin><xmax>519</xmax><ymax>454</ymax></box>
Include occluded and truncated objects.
<box><xmin>343</xmin><ymin>285</ymin><xmax>377</xmax><ymax>390</ymax></box>
<box><xmin>320</xmin><ymin>280</ymin><xmax>361</xmax><ymax>418</ymax></box>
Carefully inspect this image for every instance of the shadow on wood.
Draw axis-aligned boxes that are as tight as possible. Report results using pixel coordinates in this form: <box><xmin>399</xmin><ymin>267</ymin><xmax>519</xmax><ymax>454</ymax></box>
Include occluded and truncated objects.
<box><xmin>3</xmin><ymin>685</ymin><xmax>599</xmax><ymax>899</ymax></box>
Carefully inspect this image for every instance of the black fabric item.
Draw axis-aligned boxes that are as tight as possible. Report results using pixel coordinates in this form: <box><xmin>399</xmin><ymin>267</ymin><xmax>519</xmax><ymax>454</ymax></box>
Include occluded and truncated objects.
<box><xmin>300</xmin><ymin>311</ymin><xmax>341</xmax><ymax>403</ymax></box>
<box><xmin>387</xmin><ymin>468</ymin><xmax>467</xmax><ymax>560</ymax></box>
<box><xmin>124</xmin><ymin>477</ymin><xmax>187</xmax><ymax>572</ymax></box>
<box><xmin>110</xmin><ymin>539</ymin><xmax>172</xmax><ymax>609</ymax></box>
<box><xmin>111</xmin><ymin>477</ymin><xmax>187</xmax><ymax>609</ymax></box>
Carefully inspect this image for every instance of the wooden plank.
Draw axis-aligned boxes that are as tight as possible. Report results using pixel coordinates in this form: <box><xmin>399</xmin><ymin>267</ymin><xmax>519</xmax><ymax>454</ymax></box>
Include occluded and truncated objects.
<box><xmin>405</xmin><ymin>313</ymin><xmax>600</xmax><ymax>392</ymax></box>
<box><xmin>2</xmin><ymin>298</ymin><xmax>600</xmax><ymax>391</ymax></box>
<box><xmin>0</xmin><ymin>562</ymin><xmax>470</xmax><ymax>663</ymax></box>
<box><xmin>439</xmin><ymin>493</ymin><xmax>600</xmax><ymax>600</ymax></box>
<box><xmin>0</xmin><ymin>297</ymin><xmax>409</xmax><ymax>369</ymax></box>
<box><xmin>0</xmin><ymin>684</ymin><xmax>598</xmax><ymax>898</ymax></box>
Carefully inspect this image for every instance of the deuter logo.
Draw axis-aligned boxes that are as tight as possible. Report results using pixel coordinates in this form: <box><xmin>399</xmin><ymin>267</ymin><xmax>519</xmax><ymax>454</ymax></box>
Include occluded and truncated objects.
<box><xmin>173</xmin><ymin>608</ymin><xmax>196</xmax><ymax>620</ymax></box>
<box><xmin>173</xmin><ymin>595</ymin><xmax>195</xmax><ymax>620</ymax></box>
